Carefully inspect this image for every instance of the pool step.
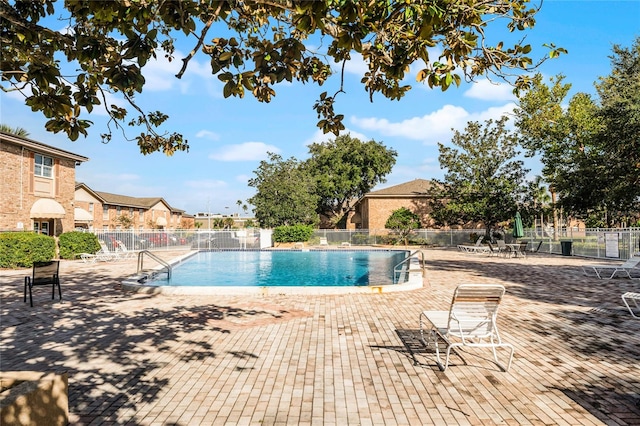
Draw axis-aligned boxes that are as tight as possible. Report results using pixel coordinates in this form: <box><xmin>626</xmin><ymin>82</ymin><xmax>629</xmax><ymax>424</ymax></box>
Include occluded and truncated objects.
<box><xmin>137</xmin><ymin>269</ymin><xmax>170</xmax><ymax>283</ymax></box>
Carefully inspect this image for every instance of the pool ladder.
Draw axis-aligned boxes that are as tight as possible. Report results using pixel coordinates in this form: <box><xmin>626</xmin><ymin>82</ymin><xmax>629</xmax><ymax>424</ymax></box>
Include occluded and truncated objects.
<box><xmin>137</xmin><ymin>250</ymin><xmax>172</xmax><ymax>280</ymax></box>
<box><xmin>393</xmin><ymin>250</ymin><xmax>425</xmax><ymax>283</ymax></box>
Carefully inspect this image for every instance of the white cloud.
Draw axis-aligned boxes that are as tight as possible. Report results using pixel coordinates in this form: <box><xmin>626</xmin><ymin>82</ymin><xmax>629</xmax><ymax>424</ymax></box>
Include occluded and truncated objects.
<box><xmin>351</xmin><ymin>104</ymin><xmax>468</xmax><ymax>144</ymax></box>
<box><xmin>351</xmin><ymin>102</ymin><xmax>516</xmax><ymax>145</ymax></box>
<box><xmin>341</xmin><ymin>52</ymin><xmax>369</xmax><ymax>77</ymax></box>
<box><xmin>208</xmin><ymin>142</ymin><xmax>280</xmax><ymax>161</ymax></box>
<box><xmin>303</xmin><ymin>128</ymin><xmax>370</xmax><ymax>147</ymax></box>
<box><xmin>141</xmin><ymin>51</ymin><xmax>183</xmax><ymax>92</ymax></box>
<box><xmin>464</xmin><ymin>79</ymin><xmax>515</xmax><ymax>101</ymax></box>
<box><xmin>139</xmin><ymin>49</ymin><xmax>223</xmax><ymax>97</ymax></box>
<box><xmin>195</xmin><ymin>130</ymin><xmax>220</xmax><ymax>140</ymax></box>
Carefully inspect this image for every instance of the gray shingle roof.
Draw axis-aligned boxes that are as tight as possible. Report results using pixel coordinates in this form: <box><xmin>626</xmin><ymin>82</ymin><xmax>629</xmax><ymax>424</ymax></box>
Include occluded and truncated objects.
<box><xmin>366</xmin><ymin>179</ymin><xmax>434</xmax><ymax>197</ymax></box>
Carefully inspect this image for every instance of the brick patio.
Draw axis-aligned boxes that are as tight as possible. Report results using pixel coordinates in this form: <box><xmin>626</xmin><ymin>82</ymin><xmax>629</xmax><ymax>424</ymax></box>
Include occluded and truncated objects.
<box><xmin>1</xmin><ymin>249</ymin><xmax>639</xmax><ymax>425</ymax></box>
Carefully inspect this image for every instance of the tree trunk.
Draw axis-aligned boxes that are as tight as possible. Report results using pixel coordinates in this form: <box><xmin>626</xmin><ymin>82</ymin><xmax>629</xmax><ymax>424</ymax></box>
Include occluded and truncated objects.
<box><xmin>550</xmin><ymin>188</ymin><xmax>559</xmax><ymax>241</ymax></box>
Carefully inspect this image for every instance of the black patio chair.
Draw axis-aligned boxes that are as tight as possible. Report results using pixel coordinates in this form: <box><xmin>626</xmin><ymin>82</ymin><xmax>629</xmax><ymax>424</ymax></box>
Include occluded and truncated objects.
<box><xmin>24</xmin><ymin>260</ymin><xmax>61</xmax><ymax>307</ymax></box>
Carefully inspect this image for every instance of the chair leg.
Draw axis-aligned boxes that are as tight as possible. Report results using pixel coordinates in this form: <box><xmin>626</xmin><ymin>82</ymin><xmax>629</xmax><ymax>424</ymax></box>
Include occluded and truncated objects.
<box><xmin>24</xmin><ymin>277</ymin><xmax>28</xmax><ymax>303</ymax></box>
<box><xmin>491</xmin><ymin>344</ymin><xmax>514</xmax><ymax>372</ymax></box>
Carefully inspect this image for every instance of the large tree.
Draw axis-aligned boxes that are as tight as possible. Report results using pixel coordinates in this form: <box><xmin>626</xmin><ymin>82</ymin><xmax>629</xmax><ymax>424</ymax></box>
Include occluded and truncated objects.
<box><xmin>1</xmin><ymin>1</ymin><xmax>564</xmax><ymax>154</ymax></box>
<box><xmin>514</xmin><ymin>53</ymin><xmax>640</xmax><ymax>228</ymax></box>
<box><xmin>305</xmin><ymin>134</ymin><xmax>396</xmax><ymax>226</ymax></box>
<box><xmin>247</xmin><ymin>153</ymin><xmax>319</xmax><ymax>228</ymax></box>
<box><xmin>430</xmin><ymin>116</ymin><xmax>528</xmax><ymax>237</ymax></box>
<box><xmin>592</xmin><ymin>37</ymin><xmax>640</xmax><ymax>223</ymax></box>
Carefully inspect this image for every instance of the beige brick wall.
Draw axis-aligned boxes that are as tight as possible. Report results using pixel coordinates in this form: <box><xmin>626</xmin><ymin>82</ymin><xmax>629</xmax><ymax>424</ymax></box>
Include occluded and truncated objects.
<box><xmin>353</xmin><ymin>197</ymin><xmax>434</xmax><ymax>230</ymax></box>
<box><xmin>0</xmin><ymin>142</ymin><xmax>78</xmax><ymax>235</ymax></box>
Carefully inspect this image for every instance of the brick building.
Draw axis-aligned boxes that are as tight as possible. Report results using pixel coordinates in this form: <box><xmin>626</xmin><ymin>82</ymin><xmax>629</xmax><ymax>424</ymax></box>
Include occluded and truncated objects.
<box><xmin>0</xmin><ymin>131</ymin><xmax>89</xmax><ymax>235</ymax></box>
<box><xmin>74</xmin><ymin>183</ymin><xmax>194</xmax><ymax>230</ymax></box>
<box><xmin>347</xmin><ymin>179</ymin><xmax>436</xmax><ymax>230</ymax></box>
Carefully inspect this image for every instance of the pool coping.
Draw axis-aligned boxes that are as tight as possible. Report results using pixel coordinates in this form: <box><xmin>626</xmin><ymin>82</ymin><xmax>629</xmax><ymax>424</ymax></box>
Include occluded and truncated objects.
<box><xmin>122</xmin><ymin>249</ymin><xmax>424</xmax><ymax>295</ymax></box>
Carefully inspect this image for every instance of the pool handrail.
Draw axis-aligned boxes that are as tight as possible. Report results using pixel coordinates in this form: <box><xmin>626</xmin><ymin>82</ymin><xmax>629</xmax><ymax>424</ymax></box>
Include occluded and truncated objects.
<box><xmin>393</xmin><ymin>250</ymin><xmax>424</xmax><ymax>283</ymax></box>
<box><xmin>137</xmin><ymin>250</ymin><xmax>172</xmax><ymax>280</ymax></box>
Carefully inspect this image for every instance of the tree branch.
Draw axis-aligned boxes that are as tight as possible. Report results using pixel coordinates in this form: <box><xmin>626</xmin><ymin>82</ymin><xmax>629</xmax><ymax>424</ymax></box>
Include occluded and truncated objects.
<box><xmin>175</xmin><ymin>2</ymin><xmax>222</xmax><ymax>79</ymax></box>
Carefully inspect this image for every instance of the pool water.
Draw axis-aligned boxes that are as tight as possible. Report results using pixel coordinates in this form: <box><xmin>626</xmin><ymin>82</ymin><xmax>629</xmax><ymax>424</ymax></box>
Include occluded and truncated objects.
<box><xmin>151</xmin><ymin>250</ymin><xmax>408</xmax><ymax>287</ymax></box>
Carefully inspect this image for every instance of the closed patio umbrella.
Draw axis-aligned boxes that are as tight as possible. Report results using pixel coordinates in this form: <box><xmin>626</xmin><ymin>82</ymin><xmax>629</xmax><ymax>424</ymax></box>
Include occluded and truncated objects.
<box><xmin>512</xmin><ymin>211</ymin><xmax>524</xmax><ymax>239</ymax></box>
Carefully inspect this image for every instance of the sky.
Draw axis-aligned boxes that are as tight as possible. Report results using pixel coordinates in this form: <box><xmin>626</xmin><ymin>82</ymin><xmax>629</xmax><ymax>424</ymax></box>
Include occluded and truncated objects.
<box><xmin>2</xmin><ymin>1</ymin><xmax>639</xmax><ymax>216</ymax></box>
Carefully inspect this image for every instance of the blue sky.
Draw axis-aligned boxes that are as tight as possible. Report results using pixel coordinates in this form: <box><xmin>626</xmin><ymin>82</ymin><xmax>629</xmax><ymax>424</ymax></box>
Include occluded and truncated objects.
<box><xmin>2</xmin><ymin>1</ymin><xmax>639</xmax><ymax>216</ymax></box>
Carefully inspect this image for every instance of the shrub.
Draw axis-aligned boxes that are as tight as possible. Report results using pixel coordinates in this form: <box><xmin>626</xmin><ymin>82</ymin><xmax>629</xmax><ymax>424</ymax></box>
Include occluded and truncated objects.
<box><xmin>385</xmin><ymin>207</ymin><xmax>421</xmax><ymax>245</ymax></box>
<box><xmin>59</xmin><ymin>231</ymin><xmax>101</xmax><ymax>259</ymax></box>
<box><xmin>0</xmin><ymin>232</ymin><xmax>56</xmax><ymax>268</ymax></box>
<box><xmin>273</xmin><ymin>224</ymin><xmax>314</xmax><ymax>243</ymax></box>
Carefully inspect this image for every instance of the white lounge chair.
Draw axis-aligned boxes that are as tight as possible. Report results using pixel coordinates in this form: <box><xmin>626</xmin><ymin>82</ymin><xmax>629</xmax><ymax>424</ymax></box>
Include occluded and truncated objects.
<box><xmin>582</xmin><ymin>255</ymin><xmax>640</xmax><ymax>279</ymax></box>
<box><xmin>79</xmin><ymin>250</ymin><xmax>116</xmax><ymax>263</ymax></box>
<box><xmin>457</xmin><ymin>236</ymin><xmax>489</xmax><ymax>254</ymax></box>
<box><xmin>622</xmin><ymin>292</ymin><xmax>640</xmax><ymax>318</ymax></box>
<box><xmin>420</xmin><ymin>284</ymin><xmax>514</xmax><ymax>371</ymax></box>
<box><xmin>319</xmin><ymin>237</ymin><xmax>328</xmax><ymax>246</ymax></box>
<box><xmin>115</xmin><ymin>240</ymin><xmax>137</xmax><ymax>259</ymax></box>
<box><xmin>80</xmin><ymin>240</ymin><xmax>119</xmax><ymax>263</ymax></box>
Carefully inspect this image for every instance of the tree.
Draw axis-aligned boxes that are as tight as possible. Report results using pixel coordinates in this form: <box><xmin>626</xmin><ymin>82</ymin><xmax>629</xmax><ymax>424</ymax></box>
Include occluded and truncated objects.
<box><xmin>385</xmin><ymin>207</ymin><xmax>421</xmax><ymax>245</ymax></box>
<box><xmin>248</xmin><ymin>153</ymin><xmax>319</xmax><ymax>228</ymax></box>
<box><xmin>524</xmin><ymin>175</ymin><xmax>551</xmax><ymax>236</ymax></box>
<box><xmin>1</xmin><ymin>1</ymin><xmax>565</xmax><ymax>154</ymax></box>
<box><xmin>0</xmin><ymin>124</ymin><xmax>29</xmax><ymax>136</ymax></box>
<box><xmin>592</xmin><ymin>37</ymin><xmax>640</xmax><ymax>222</ymax></box>
<box><xmin>305</xmin><ymin>134</ymin><xmax>396</xmax><ymax>227</ymax></box>
<box><xmin>513</xmin><ymin>60</ymin><xmax>640</xmax><ymax>227</ymax></box>
<box><xmin>114</xmin><ymin>214</ymin><xmax>134</xmax><ymax>229</ymax></box>
<box><xmin>514</xmin><ymin>73</ymin><xmax>604</xmax><ymax>231</ymax></box>
<box><xmin>430</xmin><ymin>116</ymin><xmax>528</xmax><ymax>238</ymax></box>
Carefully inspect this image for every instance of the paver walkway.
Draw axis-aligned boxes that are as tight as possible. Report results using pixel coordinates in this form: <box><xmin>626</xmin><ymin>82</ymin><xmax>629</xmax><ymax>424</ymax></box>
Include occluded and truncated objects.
<box><xmin>1</xmin><ymin>248</ymin><xmax>639</xmax><ymax>425</ymax></box>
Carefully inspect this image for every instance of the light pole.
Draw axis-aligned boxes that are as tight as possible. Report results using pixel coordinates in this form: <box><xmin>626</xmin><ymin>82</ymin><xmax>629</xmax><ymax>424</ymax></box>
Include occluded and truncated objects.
<box><xmin>207</xmin><ymin>198</ymin><xmax>211</xmax><ymax>230</ymax></box>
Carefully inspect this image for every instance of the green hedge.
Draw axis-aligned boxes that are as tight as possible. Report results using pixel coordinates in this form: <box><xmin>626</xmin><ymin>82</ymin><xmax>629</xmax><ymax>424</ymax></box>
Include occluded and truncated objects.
<box><xmin>273</xmin><ymin>225</ymin><xmax>314</xmax><ymax>243</ymax></box>
<box><xmin>0</xmin><ymin>232</ymin><xmax>56</xmax><ymax>268</ymax></box>
<box><xmin>59</xmin><ymin>231</ymin><xmax>101</xmax><ymax>259</ymax></box>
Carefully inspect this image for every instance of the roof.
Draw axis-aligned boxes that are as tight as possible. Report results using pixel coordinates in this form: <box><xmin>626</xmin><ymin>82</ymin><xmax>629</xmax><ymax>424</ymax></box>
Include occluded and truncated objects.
<box><xmin>0</xmin><ymin>131</ymin><xmax>89</xmax><ymax>163</ymax></box>
<box><xmin>365</xmin><ymin>179</ymin><xmax>435</xmax><ymax>197</ymax></box>
<box><xmin>75</xmin><ymin>183</ymin><xmax>182</xmax><ymax>212</ymax></box>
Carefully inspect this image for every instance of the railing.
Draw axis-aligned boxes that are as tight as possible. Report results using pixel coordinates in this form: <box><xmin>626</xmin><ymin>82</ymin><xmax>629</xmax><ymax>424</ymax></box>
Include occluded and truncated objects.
<box><xmin>137</xmin><ymin>250</ymin><xmax>172</xmax><ymax>280</ymax></box>
<box><xmin>79</xmin><ymin>227</ymin><xmax>640</xmax><ymax>260</ymax></box>
<box><xmin>393</xmin><ymin>250</ymin><xmax>423</xmax><ymax>284</ymax></box>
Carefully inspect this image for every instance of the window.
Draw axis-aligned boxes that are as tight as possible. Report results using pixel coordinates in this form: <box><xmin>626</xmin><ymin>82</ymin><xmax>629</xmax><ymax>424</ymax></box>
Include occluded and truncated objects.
<box><xmin>34</xmin><ymin>154</ymin><xmax>53</xmax><ymax>178</ymax></box>
<box><xmin>129</xmin><ymin>207</ymin><xmax>133</xmax><ymax>217</ymax></box>
<box><xmin>88</xmin><ymin>203</ymin><xmax>94</xmax><ymax>213</ymax></box>
<box><xmin>103</xmin><ymin>205</ymin><xmax>109</xmax><ymax>220</ymax></box>
<box><xmin>139</xmin><ymin>209</ymin><xmax>144</xmax><ymax>222</ymax></box>
<box><xmin>116</xmin><ymin>206</ymin><xmax>121</xmax><ymax>215</ymax></box>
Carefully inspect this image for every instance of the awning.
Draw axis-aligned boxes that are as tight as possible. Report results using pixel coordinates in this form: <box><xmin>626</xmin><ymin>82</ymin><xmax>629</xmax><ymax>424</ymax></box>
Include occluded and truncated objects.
<box><xmin>156</xmin><ymin>216</ymin><xmax>167</xmax><ymax>226</ymax></box>
<box><xmin>74</xmin><ymin>207</ymin><xmax>93</xmax><ymax>222</ymax></box>
<box><xmin>30</xmin><ymin>198</ymin><xmax>66</xmax><ymax>219</ymax></box>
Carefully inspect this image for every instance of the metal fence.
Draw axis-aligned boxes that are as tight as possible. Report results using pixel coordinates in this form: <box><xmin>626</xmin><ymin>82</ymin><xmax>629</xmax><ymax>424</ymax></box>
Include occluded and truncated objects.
<box><xmin>90</xmin><ymin>229</ymin><xmax>263</xmax><ymax>252</ymax></box>
<box><xmin>87</xmin><ymin>227</ymin><xmax>640</xmax><ymax>260</ymax></box>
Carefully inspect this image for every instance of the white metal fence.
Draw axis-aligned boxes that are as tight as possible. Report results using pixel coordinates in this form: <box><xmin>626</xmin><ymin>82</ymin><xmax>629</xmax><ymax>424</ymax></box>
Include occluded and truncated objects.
<box><xmin>88</xmin><ymin>227</ymin><xmax>640</xmax><ymax>260</ymax></box>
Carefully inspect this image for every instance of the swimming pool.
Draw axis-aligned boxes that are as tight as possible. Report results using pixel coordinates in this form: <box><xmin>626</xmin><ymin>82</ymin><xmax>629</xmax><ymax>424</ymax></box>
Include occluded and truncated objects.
<box><xmin>123</xmin><ymin>249</ymin><xmax>424</xmax><ymax>295</ymax></box>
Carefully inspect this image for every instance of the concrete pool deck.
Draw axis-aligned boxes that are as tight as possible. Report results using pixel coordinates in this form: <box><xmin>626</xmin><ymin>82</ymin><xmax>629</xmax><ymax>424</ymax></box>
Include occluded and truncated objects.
<box><xmin>1</xmin><ymin>248</ymin><xmax>639</xmax><ymax>425</ymax></box>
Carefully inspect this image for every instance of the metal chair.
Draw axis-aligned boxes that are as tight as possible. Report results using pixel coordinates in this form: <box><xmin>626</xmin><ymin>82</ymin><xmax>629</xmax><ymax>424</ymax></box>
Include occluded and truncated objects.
<box><xmin>24</xmin><ymin>260</ymin><xmax>61</xmax><ymax>307</ymax></box>
<box><xmin>420</xmin><ymin>284</ymin><xmax>514</xmax><ymax>371</ymax></box>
